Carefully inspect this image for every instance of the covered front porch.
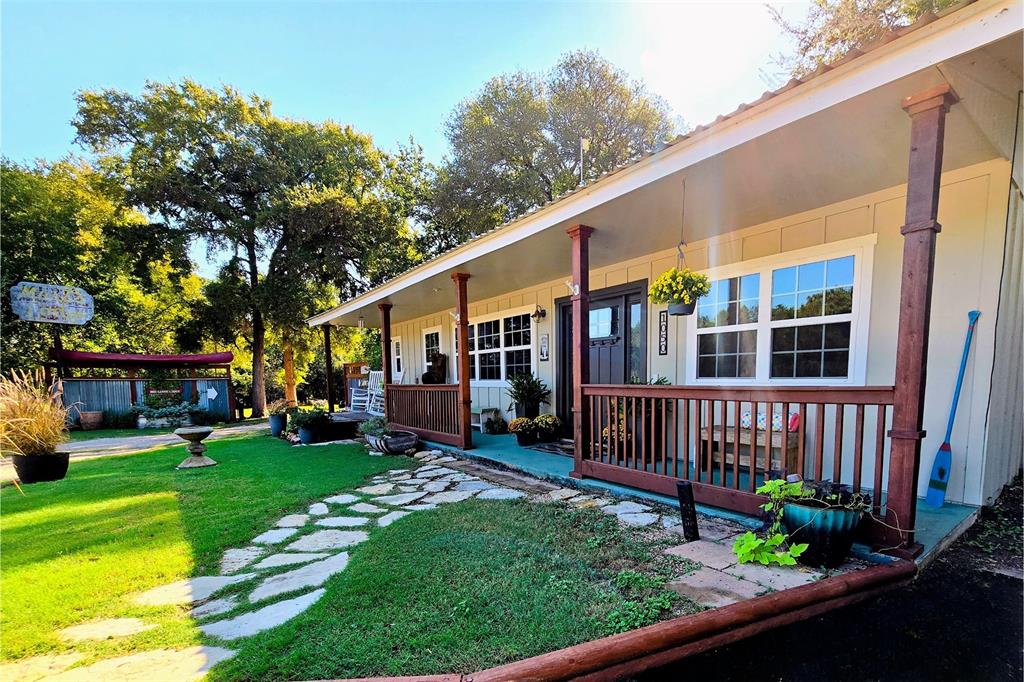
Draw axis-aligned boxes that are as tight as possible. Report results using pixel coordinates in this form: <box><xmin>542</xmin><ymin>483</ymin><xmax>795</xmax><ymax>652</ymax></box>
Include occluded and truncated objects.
<box><xmin>308</xmin><ymin>11</ymin><xmax>1020</xmax><ymax>560</ymax></box>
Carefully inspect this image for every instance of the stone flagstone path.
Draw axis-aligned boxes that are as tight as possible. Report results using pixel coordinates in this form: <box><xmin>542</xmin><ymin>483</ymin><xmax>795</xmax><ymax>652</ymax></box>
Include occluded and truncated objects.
<box><xmin>13</xmin><ymin>443</ymin><xmax>871</xmax><ymax>681</ymax></box>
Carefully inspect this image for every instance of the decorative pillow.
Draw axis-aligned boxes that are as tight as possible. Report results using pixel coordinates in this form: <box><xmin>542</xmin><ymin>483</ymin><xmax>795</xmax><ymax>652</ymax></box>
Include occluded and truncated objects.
<box><xmin>788</xmin><ymin>411</ymin><xmax>801</xmax><ymax>432</ymax></box>
<box><xmin>756</xmin><ymin>412</ymin><xmax>768</xmax><ymax>431</ymax></box>
<box><xmin>741</xmin><ymin>411</ymin><xmax>801</xmax><ymax>431</ymax></box>
<box><xmin>740</xmin><ymin>411</ymin><xmax>753</xmax><ymax>429</ymax></box>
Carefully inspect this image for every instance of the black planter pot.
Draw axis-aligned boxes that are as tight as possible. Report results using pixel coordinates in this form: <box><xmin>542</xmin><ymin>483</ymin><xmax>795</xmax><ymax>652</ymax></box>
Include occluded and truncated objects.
<box><xmin>668</xmin><ymin>300</ymin><xmax>697</xmax><ymax>316</ymax></box>
<box><xmin>536</xmin><ymin>431</ymin><xmax>557</xmax><ymax>443</ymax></box>
<box><xmin>514</xmin><ymin>431</ymin><xmax>538</xmax><ymax>446</ymax></box>
<box><xmin>11</xmin><ymin>453</ymin><xmax>70</xmax><ymax>484</ymax></box>
<box><xmin>783</xmin><ymin>502</ymin><xmax>863</xmax><ymax>568</ymax></box>
<box><xmin>515</xmin><ymin>403</ymin><xmax>541</xmax><ymax>419</ymax></box>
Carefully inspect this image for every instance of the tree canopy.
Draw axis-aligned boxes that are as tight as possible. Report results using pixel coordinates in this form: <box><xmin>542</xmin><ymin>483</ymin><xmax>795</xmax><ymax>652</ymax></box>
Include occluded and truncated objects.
<box><xmin>769</xmin><ymin>0</ymin><xmax>959</xmax><ymax>77</ymax></box>
<box><xmin>415</xmin><ymin>50</ymin><xmax>678</xmax><ymax>256</ymax></box>
<box><xmin>73</xmin><ymin>80</ymin><xmax>420</xmax><ymax>414</ymax></box>
<box><xmin>1</xmin><ymin>159</ymin><xmax>199</xmax><ymax>371</ymax></box>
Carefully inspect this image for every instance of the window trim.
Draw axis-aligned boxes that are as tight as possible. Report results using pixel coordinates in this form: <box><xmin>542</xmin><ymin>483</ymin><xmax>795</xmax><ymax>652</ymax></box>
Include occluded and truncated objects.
<box><xmin>451</xmin><ymin>305</ymin><xmax>537</xmax><ymax>387</ymax></box>
<box><xmin>422</xmin><ymin>326</ymin><xmax>442</xmax><ymax>371</ymax></box>
<box><xmin>391</xmin><ymin>335</ymin><xmax>403</xmax><ymax>381</ymax></box>
<box><xmin>685</xmin><ymin>235</ymin><xmax>875</xmax><ymax>386</ymax></box>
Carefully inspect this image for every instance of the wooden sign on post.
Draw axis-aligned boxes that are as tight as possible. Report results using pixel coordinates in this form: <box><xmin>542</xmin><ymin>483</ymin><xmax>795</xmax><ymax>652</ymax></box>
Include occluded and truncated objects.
<box><xmin>10</xmin><ymin>282</ymin><xmax>94</xmax><ymax>325</ymax></box>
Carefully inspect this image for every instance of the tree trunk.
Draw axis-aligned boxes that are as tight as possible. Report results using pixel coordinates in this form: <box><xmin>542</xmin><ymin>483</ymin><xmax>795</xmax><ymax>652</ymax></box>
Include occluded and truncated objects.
<box><xmin>250</xmin><ymin>307</ymin><xmax>267</xmax><ymax>418</ymax></box>
<box><xmin>282</xmin><ymin>336</ymin><xmax>298</xmax><ymax>407</ymax></box>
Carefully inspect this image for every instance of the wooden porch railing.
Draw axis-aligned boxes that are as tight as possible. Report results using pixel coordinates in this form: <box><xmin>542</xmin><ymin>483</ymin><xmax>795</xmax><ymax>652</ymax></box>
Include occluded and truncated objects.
<box><xmin>385</xmin><ymin>384</ymin><xmax>463</xmax><ymax>447</ymax></box>
<box><xmin>580</xmin><ymin>384</ymin><xmax>896</xmax><ymax>539</ymax></box>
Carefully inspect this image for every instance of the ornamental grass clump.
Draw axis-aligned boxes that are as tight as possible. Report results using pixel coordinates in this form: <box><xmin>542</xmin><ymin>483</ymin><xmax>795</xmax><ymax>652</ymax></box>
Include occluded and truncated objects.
<box><xmin>648</xmin><ymin>267</ymin><xmax>711</xmax><ymax>306</ymax></box>
<box><xmin>0</xmin><ymin>371</ymin><xmax>70</xmax><ymax>457</ymax></box>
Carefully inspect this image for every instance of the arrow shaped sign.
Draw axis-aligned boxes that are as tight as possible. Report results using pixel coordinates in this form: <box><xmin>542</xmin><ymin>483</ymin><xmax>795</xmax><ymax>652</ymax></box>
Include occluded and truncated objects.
<box><xmin>207</xmin><ymin>386</ymin><xmax>219</xmax><ymax>401</ymax></box>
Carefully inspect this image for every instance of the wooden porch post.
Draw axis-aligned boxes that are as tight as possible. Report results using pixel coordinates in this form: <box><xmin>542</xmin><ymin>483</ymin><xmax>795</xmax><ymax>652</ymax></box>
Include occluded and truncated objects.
<box><xmin>452</xmin><ymin>272</ymin><xmax>473</xmax><ymax>450</ymax></box>
<box><xmin>885</xmin><ymin>84</ymin><xmax>959</xmax><ymax>555</ymax></box>
<box><xmin>379</xmin><ymin>303</ymin><xmax>393</xmax><ymax>387</ymax></box>
<box><xmin>567</xmin><ymin>225</ymin><xmax>594</xmax><ymax>478</ymax></box>
<box><xmin>322</xmin><ymin>324</ymin><xmax>335</xmax><ymax>413</ymax></box>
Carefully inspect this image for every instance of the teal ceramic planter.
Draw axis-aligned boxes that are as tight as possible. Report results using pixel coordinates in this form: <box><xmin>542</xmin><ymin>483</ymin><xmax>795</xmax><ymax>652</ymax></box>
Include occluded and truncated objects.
<box><xmin>783</xmin><ymin>502</ymin><xmax>863</xmax><ymax>568</ymax></box>
<box><xmin>298</xmin><ymin>426</ymin><xmax>317</xmax><ymax>445</ymax></box>
<box><xmin>268</xmin><ymin>414</ymin><xmax>287</xmax><ymax>437</ymax></box>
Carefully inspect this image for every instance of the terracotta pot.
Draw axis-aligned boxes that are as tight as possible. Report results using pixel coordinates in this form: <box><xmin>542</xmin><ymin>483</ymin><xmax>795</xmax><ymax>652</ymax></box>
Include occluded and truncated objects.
<box><xmin>11</xmin><ymin>453</ymin><xmax>70</xmax><ymax>484</ymax></box>
<box><xmin>79</xmin><ymin>411</ymin><xmax>104</xmax><ymax>431</ymax></box>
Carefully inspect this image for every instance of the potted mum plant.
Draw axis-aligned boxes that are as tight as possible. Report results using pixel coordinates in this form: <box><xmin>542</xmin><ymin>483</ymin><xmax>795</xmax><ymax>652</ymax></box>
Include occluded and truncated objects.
<box><xmin>290</xmin><ymin>408</ymin><xmax>330</xmax><ymax>445</ymax></box>
<box><xmin>783</xmin><ymin>480</ymin><xmax>870</xmax><ymax>568</ymax></box>
<box><xmin>649</xmin><ymin>266</ymin><xmax>711</xmax><ymax>316</ymax></box>
<box><xmin>509</xmin><ymin>417</ymin><xmax>537</xmax><ymax>446</ymax></box>
<box><xmin>507</xmin><ymin>373</ymin><xmax>550</xmax><ymax>419</ymax></box>
<box><xmin>267</xmin><ymin>399</ymin><xmax>291</xmax><ymax>437</ymax></box>
<box><xmin>358</xmin><ymin>416</ymin><xmax>419</xmax><ymax>454</ymax></box>
<box><xmin>0</xmin><ymin>371</ymin><xmax>72</xmax><ymax>484</ymax></box>
<box><xmin>533</xmin><ymin>414</ymin><xmax>562</xmax><ymax>443</ymax></box>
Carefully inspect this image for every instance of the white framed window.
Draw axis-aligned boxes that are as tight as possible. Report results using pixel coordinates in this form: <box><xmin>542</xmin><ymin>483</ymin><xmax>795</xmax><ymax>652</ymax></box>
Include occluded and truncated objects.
<box><xmin>686</xmin><ymin>235</ymin><xmax>874</xmax><ymax>386</ymax></box>
<box><xmin>391</xmin><ymin>336</ymin><xmax>403</xmax><ymax>379</ymax></box>
<box><xmin>422</xmin><ymin>326</ymin><xmax>441</xmax><ymax>369</ymax></box>
<box><xmin>451</xmin><ymin>307</ymin><xmax>536</xmax><ymax>386</ymax></box>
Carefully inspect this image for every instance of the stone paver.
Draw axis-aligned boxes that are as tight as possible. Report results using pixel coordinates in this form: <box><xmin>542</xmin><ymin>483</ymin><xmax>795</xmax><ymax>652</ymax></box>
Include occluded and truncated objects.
<box><xmin>544</xmin><ymin>488</ymin><xmax>581</xmax><ymax>502</ymax></box>
<box><xmin>601</xmin><ymin>501</ymin><xmax>651</xmax><ymax>515</ymax></box>
<box><xmin>431</xmin><ymin>456</ymin><xmax>457</xmax><ymax>463</ymax></box>
<box><xmin>202</xmin><ymin>589</ymin><xmax>326</xmax><ymax>640</ymax></box>
<box><xmin>252</xmin><ymin>552</ymin><xmax>330</xmax><ymax>570</ymax></box>
<box><xmin>664</xmin><ymin>540</ymin><xmax>737</xmax><ymax>570</ymax></box>
<box><xmin>249</xmin><ymin>554</ymin><xmax>349</xmax><ymax>602</ymax></box>
<box><xmin>697</xmin><ymin>517</ymin><xmax>746</xmax><ymax>541</ymax></box>
<box><xmin>44</xmin><ymin>646</ymin><xmax>236</xmax><ymax>682</ymax></box>
<box><xmin>618</xmin><ymin>512</ymin><xmax>660</xmax><ymax>527</ymax></box>
<box><xmin>251</xmin><ymin>528</ymin><xmax>300</xmax><ymax>545</ymax></box>
<box><xmin>348</xmin><ymin>502</ymin><xmax>385</xmax><ymax>514</ymax></box>
<box><xmin>285</xmin><ymin>530</ymin><xmax>368</xmax><ymax>552</ymax></box>
<box><xmin>397</xmin><ymin>485</ymin><xmax>419</xmax><ymax>493</ymax></box>
<box><xmin>0</xmin><ymin>652</ymin><xmax>83</xmax><ymax>682</ymax></box>
<box><xmin>133</xmin><ymin>574</ymin><xmax>255</xmax><ymax>606</ymax></box>
<box><xmin>59</xmin><ymin>618</ymin><xmax>156</xmax><ymax>642</ymax></box>
<box><xmin>315</xmin><ymin>515</ymin><xmax>370</xmax><ymax>528</ymax></box>
<box><xmin>724</xmin><ymin>562</ymin><xmax>822</xmax><ymax>590</ymax></box>
<box><xmin>372</xmin><ymin>492</ymin><xmax>427</xmax><ymax>506</ymax></box>
<box><xmin>220</xmin><ymin>547</ymin><xmax>264</xmax><ymax>574</ymax></box>
<box><xmin>276</xmin><ymin>514</ymin><xmax>309</xmax><ymax>528</ymax></box>
<box><xmin>357</xmin><ymin>483</ymin><xmax>394</xmax><ymax>495</ymax></box>
<box><xmin>476</xmin><ymin>488</ymin><xmax>526</xmax><ymax>501</ymax></box>
<box><xmin>666</xmin><ymin>566</ymin><xmax>762</xmax><ymax>608</ymax></box>
<box><xmin>453</xmin><ymin>480</ymin><xmax>494</xmax><ymax>492</ymax></box>
<box><xmin>403</xmin><ymin>503</ymin><xmax>438</xmax><ymax>511</ymax></box>
<box><xmin>417</xmin><ymin>467</ymin><xmax>457</xmax><ymax>478</ymax></box>
<box><xmin>323</xmin><ymin>493</ymin><xmax>359</xmax><ymax>505</ymax></box>
<box><xmin>421</xmin><ymin>481</ymin><xmax>450</xmax><ymax>492</ymax></box>
<box><xmin>308</xmin><ymin>502</ymin><xmax>329</xmax><ymax>516</ymax></box>
<box><xmin>422</xmin><ymin>490</ymin><xmax>476</xmax><ymax>504</ymax></box>
<box><xmin>378</xmin><ymin>510</ymin><xmax>411</xmax><ymax>527</ymax></box>
<box><xmin>192</xmin><ymin>596</ymin><xmax>239</xmax><ymax>618</ymax></box>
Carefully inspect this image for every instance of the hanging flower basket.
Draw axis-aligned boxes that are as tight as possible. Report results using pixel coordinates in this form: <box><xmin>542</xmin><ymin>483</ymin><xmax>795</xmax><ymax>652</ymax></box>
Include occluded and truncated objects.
<box><xmin>649</xmin><ymin>267</ymin><xmax>711</xmax><ymax>316</ymax></box>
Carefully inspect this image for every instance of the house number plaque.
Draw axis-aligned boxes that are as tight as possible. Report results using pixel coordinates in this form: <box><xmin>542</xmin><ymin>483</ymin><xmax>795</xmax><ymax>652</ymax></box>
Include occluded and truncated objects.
<box><xmin>658</xmin><ymin>310</ymin><xmax>669</xmax><ymax>355</ymax></box>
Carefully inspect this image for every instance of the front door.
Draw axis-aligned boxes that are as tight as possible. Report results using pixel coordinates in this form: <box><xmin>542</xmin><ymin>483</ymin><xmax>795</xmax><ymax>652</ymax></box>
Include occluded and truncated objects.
<box><xmin>556</xmin><ymin>281</ymin><xmax>647</xmax><ymax>427</ymax></box>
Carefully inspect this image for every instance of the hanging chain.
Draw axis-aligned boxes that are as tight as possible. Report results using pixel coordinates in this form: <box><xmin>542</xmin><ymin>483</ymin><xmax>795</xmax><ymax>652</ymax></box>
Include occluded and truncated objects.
<box><xmin>676</xmin><ymin>177</ymin><xmax>687</xmax><ymax>269</ymax></box>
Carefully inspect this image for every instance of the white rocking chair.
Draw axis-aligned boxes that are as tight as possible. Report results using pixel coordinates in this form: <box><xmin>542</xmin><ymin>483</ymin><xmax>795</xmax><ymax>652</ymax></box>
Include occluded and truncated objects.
<box><xmin>350</xmin><ymin>370</ymin><xmax>383</xmax><ymax>413</ymax></box>
<box><xmin>367</xmin><ymin>370</ymin><xmax>402</xmax><ymax>417</ymax></box>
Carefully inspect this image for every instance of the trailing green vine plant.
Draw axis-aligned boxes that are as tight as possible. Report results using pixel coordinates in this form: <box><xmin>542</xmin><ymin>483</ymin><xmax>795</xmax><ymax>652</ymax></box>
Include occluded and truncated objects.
<box><xmin>732</xmin><ymin>479</ymin><xmax>811</xmax><ymax>566</ymax></box>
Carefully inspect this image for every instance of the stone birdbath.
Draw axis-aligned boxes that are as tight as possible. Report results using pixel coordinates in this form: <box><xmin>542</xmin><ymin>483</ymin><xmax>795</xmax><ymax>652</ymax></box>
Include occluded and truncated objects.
<box><xmin>174</xmin><ymin>426</ymin><xmax>217</xmax><ymax>469</ymax></box>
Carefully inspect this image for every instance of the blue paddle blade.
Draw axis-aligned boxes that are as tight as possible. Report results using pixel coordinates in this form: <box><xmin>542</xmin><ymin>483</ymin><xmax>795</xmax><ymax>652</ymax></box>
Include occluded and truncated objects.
<box><xmin>925</xmin><ymin>442</ymin><xmax>952</xmax><ymax>508</ymax></box>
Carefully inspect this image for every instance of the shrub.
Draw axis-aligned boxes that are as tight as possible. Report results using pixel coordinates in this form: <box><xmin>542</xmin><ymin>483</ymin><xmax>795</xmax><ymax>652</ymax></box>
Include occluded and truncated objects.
<box><xmin>102</xmin><ymin>409</ymin><xmax>137</xmax><ymax>429</ymax></box>
<box><xmin>483</xmin><ymin>417</ymin><xmax>508</xmax><ymax>434</ymax></box>
<box><xmin>0</xmin><ymin>370</ymin><xmax>70</xmax><ymax>456</ymax></box>
<box><xmin>506</xmin><ymin>373</ymin><xmax>550</xmax><ymax>412</ymax></box>
<box><xmin>358</xmin><ymin>416</ymin><xmax>388</xmax><ymax>437</ymax></box>
<box><xmin>648</xmin><ymin>267</ymin><xmax>711</xmax><ymax>306</ymax></box>
<box><xmin>290</xmin><ymin>408</ymin><xmax>330</xmax><ymax>432</ymax></box>
<box><xmin>187</xmin><ymin>406</ymin><xmax>217</xmax><ymax>426</ymax></box>
<box><xmin>135</xmin><ymin>401</ymin><xmax>192</xmax><ymax>426</ymax></box>
<box><xmin>732</xmin><ymin>478</ymin><xmax>810</xmax><ymax>566</ymax></box>
<box><xmin>267</xmin><ymin>399</ymin><xmax>292</xmax><ymax>416</ymax></box>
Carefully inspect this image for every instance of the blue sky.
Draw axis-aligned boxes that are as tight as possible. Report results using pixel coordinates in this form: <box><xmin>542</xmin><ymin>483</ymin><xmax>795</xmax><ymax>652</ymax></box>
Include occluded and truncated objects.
<box><xmin>2</xmin><ymin>1</ymin><xmax>807</xmax><ymax>276</ymax></box>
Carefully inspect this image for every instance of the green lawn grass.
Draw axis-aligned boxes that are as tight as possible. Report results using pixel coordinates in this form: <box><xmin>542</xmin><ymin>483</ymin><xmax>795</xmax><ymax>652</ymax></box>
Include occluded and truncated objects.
<box><xmin>66</xmin><ymin>418</ymin><xmax>267</xmax><ymax>442</ymax></box>
<box><xmin>2</xmin><ymin>435</ymin><xmax>698</xmax><ymax>679</ymax></box>
<box><xmin>0</xmin><ymin>434</ymin><xmax>402</xmax><ymax>666</ymax></box>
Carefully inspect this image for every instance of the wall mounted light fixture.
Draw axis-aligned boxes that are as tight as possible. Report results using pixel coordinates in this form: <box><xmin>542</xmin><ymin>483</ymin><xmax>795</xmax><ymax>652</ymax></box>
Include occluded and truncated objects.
<box><xmin>530</xmin><ymin>305</ymin><xmax>547</xmax><ymax>322</ymax></box>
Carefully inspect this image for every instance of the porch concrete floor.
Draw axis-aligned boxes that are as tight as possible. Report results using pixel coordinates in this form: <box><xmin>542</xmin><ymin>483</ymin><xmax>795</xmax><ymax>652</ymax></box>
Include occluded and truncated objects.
<box><xmin>431</xmin><ymin>432</ymin><xmax>978</xmax><ymax>564</ymax></box>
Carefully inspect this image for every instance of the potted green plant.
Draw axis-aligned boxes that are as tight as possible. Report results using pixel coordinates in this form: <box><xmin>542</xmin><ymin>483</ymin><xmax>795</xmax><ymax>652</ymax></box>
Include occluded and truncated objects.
<box><xmin>0</xmin><ymin>370</ymin><xmax>72</xmax><ymax>484</ymax></box>
<box><xmin>507</xmin><ymin>373</ymin><xmax>550</xmax><ymax>419</ymax></box>
<box><xmin>267</xmin><ymin>399</ymin><xmax>290</xmax><ymax>437</ymax></box>
<box><xmin>649</xmin><ymin>267</ymin><xmax>711</xmax><ymax>316</ymax></box>
<box><xmin>290</xmin><ymin>408</ymin><xmax>330</xmax><ymax>445</ymax></box>
<box><xmin>533</xmin><ymin>414</ymin><xmax>562</xmax><ymax>443</ymax></box>
<box><xmin>509</xmin><ymin>417</ymin><xmax>537</xmax><ymax>446</ymax></box>
<box><xmin>732</xmin><ymin>478</ymin><xmax>810</xmax><ymax>566</ymax></box>
<box><xmin>782</xmin><ymin>480</ymin><xmax>870</xmax><ymax>568</ymax></box>
<box><xmin>358</xmin><ymin>416</ymin><xmax>419</xmax><ymax>454</ymax></box>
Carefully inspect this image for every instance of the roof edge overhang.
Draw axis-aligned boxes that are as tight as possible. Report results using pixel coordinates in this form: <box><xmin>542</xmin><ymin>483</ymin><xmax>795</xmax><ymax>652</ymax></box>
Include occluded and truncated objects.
<box><xmin>308</xmin><ymin>0</ymin><xmax>1021</xmax><ymax>328</ymax></box>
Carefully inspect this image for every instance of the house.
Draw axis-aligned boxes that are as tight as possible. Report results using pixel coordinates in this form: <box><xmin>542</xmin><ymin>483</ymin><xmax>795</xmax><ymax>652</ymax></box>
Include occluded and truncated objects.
<box><xmin>309</xmin><ymin>0</ymin><xmax>1022</xmax><ymax>558</ymax></box>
